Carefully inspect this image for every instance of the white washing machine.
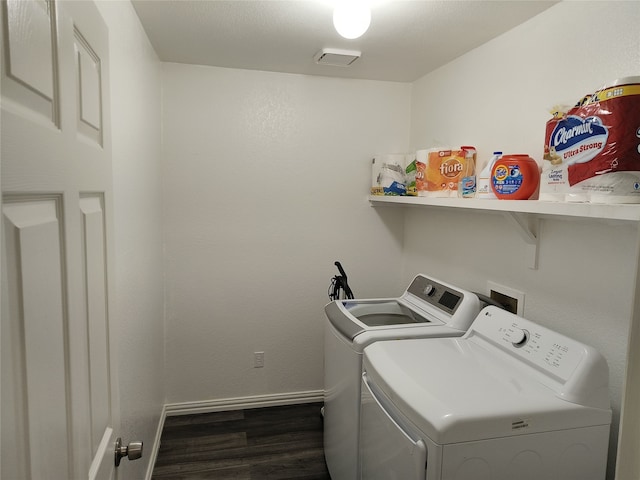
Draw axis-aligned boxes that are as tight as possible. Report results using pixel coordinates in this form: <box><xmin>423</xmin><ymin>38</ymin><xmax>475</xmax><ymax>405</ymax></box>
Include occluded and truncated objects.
<box><xmin>359</xmin><ymin>306</ymin><xmax>612</xmax><ymax>480</ymax></box>
<box><xmin>323</xmin><ymin>274</ymin><xmax>482</xmax><ymax>480</ymax></box>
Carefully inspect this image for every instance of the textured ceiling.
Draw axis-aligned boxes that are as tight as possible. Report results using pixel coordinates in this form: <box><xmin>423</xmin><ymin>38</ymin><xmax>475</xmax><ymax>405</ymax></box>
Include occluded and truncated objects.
<box><xmin>132</xmin><ymin>0</ymin><xmax>558</xmax><ymax>82</ymax></box>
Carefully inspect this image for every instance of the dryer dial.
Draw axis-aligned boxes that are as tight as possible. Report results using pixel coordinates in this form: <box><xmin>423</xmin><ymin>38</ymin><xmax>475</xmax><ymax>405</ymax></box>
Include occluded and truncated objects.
<box><xmin>505</xmin><ymin>327</ymin><xmax>529</xmax><ymax>347</ymax></box>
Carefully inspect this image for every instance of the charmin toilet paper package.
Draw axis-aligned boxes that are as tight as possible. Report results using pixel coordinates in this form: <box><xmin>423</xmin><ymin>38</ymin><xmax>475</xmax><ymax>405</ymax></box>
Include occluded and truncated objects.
<box><xmin>541</xmin><ymin>77</ymin><xmax>640</xmax><ymax>203</ymax></box>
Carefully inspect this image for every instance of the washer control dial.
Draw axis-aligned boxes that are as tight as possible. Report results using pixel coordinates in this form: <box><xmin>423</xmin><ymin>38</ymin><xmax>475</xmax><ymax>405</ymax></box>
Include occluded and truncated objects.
<box><xmin>423</xmin><ymin>284</ymin><xmax>436</xmax><ymax>297</ymax></box>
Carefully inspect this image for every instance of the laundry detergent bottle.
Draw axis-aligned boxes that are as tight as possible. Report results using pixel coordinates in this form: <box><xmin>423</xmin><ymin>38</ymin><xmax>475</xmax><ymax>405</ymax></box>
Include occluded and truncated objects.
<box><xmin>490</xmin><ymin>154</ymin><xmax>540</xmax><ymax>200</ymax></box>
<box><xmin>476</xmin><ymin>151</ymin><xmax>502</xmax><ymax>199</ymax></box>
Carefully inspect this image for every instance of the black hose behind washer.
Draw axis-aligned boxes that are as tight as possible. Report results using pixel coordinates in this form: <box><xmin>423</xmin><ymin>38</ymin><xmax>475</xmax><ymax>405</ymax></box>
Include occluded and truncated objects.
<box><xmin>328</xmin><ymin>261</ymin><xmax>354</xmax><ymax>300</ymax></box>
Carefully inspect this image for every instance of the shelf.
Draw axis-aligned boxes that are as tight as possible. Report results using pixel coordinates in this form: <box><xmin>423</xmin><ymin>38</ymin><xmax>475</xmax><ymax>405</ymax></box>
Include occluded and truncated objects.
<box><xmin>369</xmin><ymin>195</ymin><xmax>640</xmax><ymax>270</ymax></box>
<box><xmin>369</xmin><ymin>195</ymin><xmax>640</xmax><ymax>222</ymax></box>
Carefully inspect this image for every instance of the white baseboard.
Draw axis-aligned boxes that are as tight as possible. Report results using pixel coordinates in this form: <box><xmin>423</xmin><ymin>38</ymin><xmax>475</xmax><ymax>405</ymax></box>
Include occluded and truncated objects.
<box><xmin>145</xmin><ymin>390</ymin><xmax>324</xmax><ymax>479</ymax></box>
<box><xmin>165</xmin><ymin>389</ymin><xmax>324</xmax><ymax>416</ymax></box>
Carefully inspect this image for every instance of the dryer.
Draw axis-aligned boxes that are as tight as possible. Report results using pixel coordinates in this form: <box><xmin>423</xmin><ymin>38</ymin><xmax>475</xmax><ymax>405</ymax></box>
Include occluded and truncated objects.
<box><xmin>359</xmin><ymin>306</ymin><xmax>612</xmax><ymax>480</ymax></box>
<box><xmin>323</xmin><ymin>274</ymin><xmax>482</xmax><ymax>480</ymax></box>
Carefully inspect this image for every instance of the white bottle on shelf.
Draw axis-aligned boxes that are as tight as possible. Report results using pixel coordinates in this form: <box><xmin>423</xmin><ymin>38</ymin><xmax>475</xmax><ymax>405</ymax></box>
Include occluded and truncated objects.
<box><xmin>477</xmin><ymin>151</ymin><xmax>502</xmax><ymax>199</ymax></box>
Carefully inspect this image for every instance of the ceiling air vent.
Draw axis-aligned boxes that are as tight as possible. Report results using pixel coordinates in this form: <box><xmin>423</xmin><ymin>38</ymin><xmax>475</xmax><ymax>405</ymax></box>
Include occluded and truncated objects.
<box><xmin>314</xmin><ymin>48</ymin><xmax>360</xmax><ymax>67</ymax></box>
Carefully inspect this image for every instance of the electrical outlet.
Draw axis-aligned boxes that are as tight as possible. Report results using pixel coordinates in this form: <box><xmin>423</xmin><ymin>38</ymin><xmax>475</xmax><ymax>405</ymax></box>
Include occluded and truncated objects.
<box><xmin>254</xmin><ymin>351</ymin><xmax>265</xmax><ymax>368</ymax></box>
<box><xmin>487</xmin><ymin>281</ymin><xmax>525</xmax><ymax>316</ymax></box>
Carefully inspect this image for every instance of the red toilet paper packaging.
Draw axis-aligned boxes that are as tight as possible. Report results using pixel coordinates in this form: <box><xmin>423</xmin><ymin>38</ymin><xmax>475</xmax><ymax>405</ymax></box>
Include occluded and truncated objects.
<box><xmin>541</xmin><ymin>77</ymin><xmax>640</xmax><ymax>203</ymax></box>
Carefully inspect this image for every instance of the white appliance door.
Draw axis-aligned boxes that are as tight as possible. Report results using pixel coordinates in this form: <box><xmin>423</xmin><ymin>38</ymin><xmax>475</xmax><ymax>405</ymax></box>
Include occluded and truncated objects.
<box><xmin>360</xmin><ymin>374</ymin><xmax>427</xmax><ymax>480</ymax></box>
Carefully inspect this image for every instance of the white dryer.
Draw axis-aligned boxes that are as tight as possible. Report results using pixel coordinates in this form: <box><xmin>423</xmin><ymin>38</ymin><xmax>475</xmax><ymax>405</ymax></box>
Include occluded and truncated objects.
<box><xmin>323</xmin><ymin>274</ymin><xmax>482</xmax><ymax>480</ymax></box>
<box><xmin>360</xmin><ymin>306</ymin><xmax>612</xmax><ymax>480</ymax></box>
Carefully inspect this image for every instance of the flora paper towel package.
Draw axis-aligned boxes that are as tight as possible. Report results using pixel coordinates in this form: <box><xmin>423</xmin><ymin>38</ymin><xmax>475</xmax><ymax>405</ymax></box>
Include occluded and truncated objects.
<box><xmin>417</xmin><ymin>147</ymin><xmax>473</xmax><ymax>198</ymax></box>
<box><xmin>541</xmin><ymin>77</ymin><xmax>640</xmax><ymax>203</ymax></box>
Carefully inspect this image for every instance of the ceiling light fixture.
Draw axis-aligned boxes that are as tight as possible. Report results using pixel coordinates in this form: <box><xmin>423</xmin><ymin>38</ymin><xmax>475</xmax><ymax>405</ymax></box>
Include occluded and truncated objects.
<box><xmin>333</xmin><ymin>1</ymin><xmax>371</xmax><ymax>40</ymax></box>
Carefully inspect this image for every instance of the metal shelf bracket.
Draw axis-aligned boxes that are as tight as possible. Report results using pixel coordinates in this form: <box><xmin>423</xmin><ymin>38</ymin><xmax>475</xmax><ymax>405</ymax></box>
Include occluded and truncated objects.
<box><xmin>503</xmin><ymin>212</ymin><xmax>539</xmax><ymax>269</ymax></box>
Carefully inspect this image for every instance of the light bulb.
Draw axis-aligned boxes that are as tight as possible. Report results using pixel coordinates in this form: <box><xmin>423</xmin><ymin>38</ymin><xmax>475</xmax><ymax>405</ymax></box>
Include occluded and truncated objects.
<box><xmin>333</xmin><ymin>2</ymin><xmax>371</xmax><ymax>39</ymax></box>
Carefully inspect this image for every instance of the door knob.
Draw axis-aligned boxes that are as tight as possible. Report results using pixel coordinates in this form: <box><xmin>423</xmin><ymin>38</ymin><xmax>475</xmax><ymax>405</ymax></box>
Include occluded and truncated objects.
<box><xmin>114</xmin><ymin>437</ymin><xmax>143</xmax><ymax>467</ymax></box>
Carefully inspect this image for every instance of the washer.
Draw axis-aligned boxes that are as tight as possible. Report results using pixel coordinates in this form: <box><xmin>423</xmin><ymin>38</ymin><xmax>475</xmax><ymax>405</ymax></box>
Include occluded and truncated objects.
<box><xmin>359</xmin><ymin>306</ymin><xmax>612</xmax><ymax>480</ymax></box>
<box><xmin>323</xmin><ymin>274</ymin><xmax>482</xmax><ymax>480</ymax></box>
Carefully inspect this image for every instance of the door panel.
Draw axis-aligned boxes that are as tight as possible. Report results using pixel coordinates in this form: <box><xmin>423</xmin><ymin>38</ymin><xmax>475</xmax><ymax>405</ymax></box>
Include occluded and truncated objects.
<box><xmin>80</xmin><ymin>195</ymin><xmax>111</xmax><ymax>455</ymax></box>
<box><xmin>74</xmin><ymin>27</ymin><xmax>103</xmax><ymax>144</ymax></box>
<box><xmin>2</xmin><ymin>196</ymin><xmax>70</xmax><ymax>479</ymax></box>
<box><xmin>1</xmin><ymin>0</ymin><xmax>59</xmax><ymax>124</ymax></box>
<box><xmin>1</xmin><ymin>1</ymin><xmax>118</xmax><ymax>479</ymax></box>
<box><xmin>6</xmin><ymin>0</ymin><xmax>55</xmax><ymax>97</ymax></box>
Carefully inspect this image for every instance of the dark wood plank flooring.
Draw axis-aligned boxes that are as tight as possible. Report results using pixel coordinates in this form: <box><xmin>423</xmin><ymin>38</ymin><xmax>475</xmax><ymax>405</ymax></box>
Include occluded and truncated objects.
<box><xmin>152</xmin><ymin>402</ymin><xmax>331</xmax><ymax>479</ymax></box>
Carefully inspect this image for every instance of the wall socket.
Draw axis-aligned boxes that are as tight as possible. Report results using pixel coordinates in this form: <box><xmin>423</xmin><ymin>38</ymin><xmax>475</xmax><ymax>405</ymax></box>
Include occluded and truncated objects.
<box><xmin>254</xmin><ymin>351</ymin><xmax>265</xmax><ymax>368</ymax></box>
<box><xmin>487</xmin><ymin>281</ymin><xmax>525</xmax><ymax>316</ymax></box>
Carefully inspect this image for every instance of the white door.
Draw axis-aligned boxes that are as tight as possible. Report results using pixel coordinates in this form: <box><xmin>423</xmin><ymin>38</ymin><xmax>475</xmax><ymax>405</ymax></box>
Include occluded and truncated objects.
<box><xmin>1</xmin><ymin>1</ymin><xmax>122</xmax><ymax>478</ymax></box>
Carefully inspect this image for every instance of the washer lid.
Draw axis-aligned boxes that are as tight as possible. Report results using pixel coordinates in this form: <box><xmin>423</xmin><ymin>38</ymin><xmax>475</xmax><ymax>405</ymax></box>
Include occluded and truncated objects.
<box><xmin>363</xmin><ymin>336</ymin><xmax>612</xmax><ymax>445</ymax></box>
<box><xmin>325</xmin><ymin>299</ymin><xmax>442</xmax><ymax>340</ymax></box>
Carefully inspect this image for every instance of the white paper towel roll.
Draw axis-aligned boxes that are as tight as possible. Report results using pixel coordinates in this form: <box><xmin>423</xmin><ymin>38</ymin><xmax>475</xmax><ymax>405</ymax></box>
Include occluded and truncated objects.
<box><xmin>371</xmin><ymin>154</ymin><xmax>408</xmax><ymax>195</ymax></box>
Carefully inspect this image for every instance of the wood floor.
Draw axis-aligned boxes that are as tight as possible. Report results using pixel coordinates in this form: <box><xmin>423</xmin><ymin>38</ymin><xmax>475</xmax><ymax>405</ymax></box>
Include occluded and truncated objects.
<box><xmin>152</xmin><ymin>402</ymin><xmax>331</xmax><ymax>479</ymax></box>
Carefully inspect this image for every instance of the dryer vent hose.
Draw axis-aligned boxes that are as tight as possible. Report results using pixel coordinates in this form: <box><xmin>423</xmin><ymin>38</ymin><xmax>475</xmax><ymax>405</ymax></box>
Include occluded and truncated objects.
<box><xmin>474</xmin><ymin>292</ymin><xmax>506</xmax><ymax>310</ymax></box>
<box><xmin>328</xmin><ymin>261</ymin><xmax>354</xmax><ymax>301</ymax></box>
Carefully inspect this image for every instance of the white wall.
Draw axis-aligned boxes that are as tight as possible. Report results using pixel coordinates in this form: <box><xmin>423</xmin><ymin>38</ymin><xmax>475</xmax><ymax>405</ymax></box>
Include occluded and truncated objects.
<box><xmin>161</xmin><ymin>63</ymin><xmax>410</xmax><ymax>404</ymax></box>
<box><xmin>95</xmin><ymin>2</ymin><xmax>164</xmax><ymax>478</ymax></box>
<box><xmin>405</xmin><ymin>2</ymin><xmax>640</xmax><ymax>478</ymax></box>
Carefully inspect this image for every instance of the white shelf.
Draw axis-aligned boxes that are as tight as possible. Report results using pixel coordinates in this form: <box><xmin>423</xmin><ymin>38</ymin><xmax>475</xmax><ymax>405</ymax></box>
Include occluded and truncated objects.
<box><xmin>370</xmin><ymin>195</ymin><xmax>640</xmax><ymax>269</ymax></box>
<box><xmin>369</xmin><ymin>195</ymin><xmax>640</xmax><ymax>222</ymax></box>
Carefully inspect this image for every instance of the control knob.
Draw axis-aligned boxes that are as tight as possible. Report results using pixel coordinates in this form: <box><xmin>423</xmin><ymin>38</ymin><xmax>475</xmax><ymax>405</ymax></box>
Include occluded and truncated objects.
<box><xmin>505</xmin><ymin>328</ymin><xmax>529</xmax><ymax>347</ymax></box>
<box><xmin>423</xmin><ymin>284</ymin><xmax>436</xmax><ymax>297</ymax></box>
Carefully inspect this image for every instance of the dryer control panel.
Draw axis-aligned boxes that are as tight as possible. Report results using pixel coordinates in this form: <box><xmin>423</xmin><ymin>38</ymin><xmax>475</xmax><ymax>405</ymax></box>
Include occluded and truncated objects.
<box><xmin>498</xmin><ymin>323</ymin><xmax>580</xmax><ymax>381</ymax></box>
<box><xmin>467</xmin><ymin>306</ymin><xmax>609</xmax><ymax>408</ymax></box>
